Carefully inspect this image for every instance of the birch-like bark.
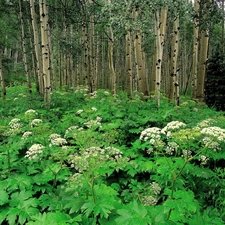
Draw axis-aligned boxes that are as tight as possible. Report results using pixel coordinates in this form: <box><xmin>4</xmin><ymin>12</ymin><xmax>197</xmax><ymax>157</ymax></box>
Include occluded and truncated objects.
<box><xmin>155</xmin><ymin>8</ymin><xmax>168</xmax><ymax>106</ymax></box>
<box><xmin>191</xmin><ymin>0</ymin><xmax>199</xmax><ymax>99</ymax></box>
<box><xmin>133</xmin><ymin>9</ymin><xmax>148</xmax><ymax>98</ymax></box>
<box><xmin>196</xmin><ymin>0</ymin><xmax>210</xmax><ymax>102</ymax></box>
<box><xmin>107</xmin><ymin>0</ymin><xmax>116</xmax><ymax>95</ymax></box>
<box><xmin>169</xmin><ymin>17</ymin><xmax>180</xmax><ymax>105</ymax></box>
<box><xmin>126</xmin><ymin>30</ymin><xmax>133</xmax><ymax>98</ymax></box>
<box><xmin>30</xmin><ymin>0</ymin><xmax>44</xmax><ymax>94</ymax></box>
<box><xmin>39</xmin><ymin>0</ymin><xmax>51</xmax><ymax>103</ymax></box>
<box><xmin>19</xmin><ymin>0</ymin><xmax>32</xmax><ymax>93</ymax></box>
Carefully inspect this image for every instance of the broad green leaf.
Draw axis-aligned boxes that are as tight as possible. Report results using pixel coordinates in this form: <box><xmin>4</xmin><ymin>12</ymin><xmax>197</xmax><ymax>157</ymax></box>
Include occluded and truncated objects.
<box><xmin>0</xmin><ymin>208</ymin><xmax>9</xmax><ymax>224</ymax></box>
<box><xmin>0</xmin><ymin>190</ymin><xmax>9</xmax><ymax>206</ymax></box>
<box><xmin>7</xmin><ymin>207</ymin><xmax>21</xmax><ymax>225</ymax></box>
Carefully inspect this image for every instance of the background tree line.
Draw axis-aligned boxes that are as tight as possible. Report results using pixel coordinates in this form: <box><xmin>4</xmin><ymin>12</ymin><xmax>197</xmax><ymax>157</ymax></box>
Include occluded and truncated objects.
<box><xmin>0</xmin><ymin>0</ymin><xmax>224</xmax><ymax>106</ymax></box>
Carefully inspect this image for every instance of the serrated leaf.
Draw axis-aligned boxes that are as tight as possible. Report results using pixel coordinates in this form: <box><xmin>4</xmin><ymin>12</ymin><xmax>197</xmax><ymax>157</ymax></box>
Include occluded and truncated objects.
<box><xmin>7</xmin><ymin>207</ymin><xmax>21</xmax><ymax>225</ymax></box>
<box><xmin>0</xmin><ymin>208</ymin><xmax>9</xmax><ymax>224</ymax></box>
<box><xmin>18</xmin><ymin>211</ymin><xmax>28</xmax><ymax>225</ymax></box>
<box><xmin>0</xmin><ymin>190</ymin><xmax>9</xmax><ymax>206</ymax></box>
<box><xmin>64</xmin><ymin>198</ymin><xmax>85</xmax><ymax>214</ymax></box>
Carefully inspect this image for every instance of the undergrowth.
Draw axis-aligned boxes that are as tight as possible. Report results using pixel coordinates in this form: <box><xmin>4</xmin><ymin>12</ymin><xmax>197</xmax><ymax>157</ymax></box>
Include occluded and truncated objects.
<box><xmin>0</xmin><ymin>85</ymin><xmax>225</xmax><ymax>225</ymax></box>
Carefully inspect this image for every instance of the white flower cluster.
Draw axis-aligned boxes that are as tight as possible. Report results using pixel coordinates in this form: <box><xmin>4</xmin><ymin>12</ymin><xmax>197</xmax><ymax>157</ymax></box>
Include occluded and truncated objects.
<box><xmin>9</xmin><ymin>118</ymin><xmax>22</xmax><ymax>130</ymax></box>
<box><xmin>104</xmin><ymin>91</ymin><xmax>109</xmax><ymax>95</ymax></box>
<box><xmin>76</xmin><ymin>109</ymin><xmax>83</xmax><ymax>115</ymax></box>
<box><xmin>182</xmin><ymin>149</ymin><xmax>192</xmax><ymax>159</ymax></box>
<box><xmin>49</xmin><ymin>133</ymin><xmax>67</xmax><ymax>146</ymax></box>
<box><xmin>74</xmin><ymin>86</ymin><xmax>89</xmax><ymax>94</ymax></box>
<box><xmin>161</xmin><ymin>121</ymin><xmax>186</xmax><ymax>137</ymax></box>
<box><xmin>202</xmin><ymin>137</ymin><xmax>221</xmax><ymax>151</ymax></box>
<box><xmin>140</xmin><ymin>127</ymin><xmax>161</xmax><ymax>142</ymax></box>
<box><xmin>165</xmin><ymin>142</ymin><xmax>179</xmax><ymax>155</ymax></box>
<box><xmin>69</xmin><ymin>146</ymin><xmax>123</xmax><ymax>172</ymax></box>
<box><xmin>22</xmin><ymin>131</ymin><xmax>32</xmax><ymax>139</ymax></box>
<box><xmin>90</xmin><ymin>91</ymin><xmax>97</xmax><ymax>99</ymax></box>
<box><xmin>84</xmin><ymin>117</ymin><xmax>102</xmax><ymax>128</ymax></box>
<box><xmin>150</xmin><ymin>182</ymin><xmax>161</xmax><ymax>195</ymax></box>
<box><xmin>196</xmin><ymin>119</ymin><xmax>214</xmax><ymax>128</ymax></box>
<box><xmin>201</xmin><ymin>126</ymin><xmax>225</xmax><ymax>141</ymax></box>
<box><xmin>25</xmin><ymin>109</ymin><xmax>37</xmax><ymax>115</ymax></box>
<box><xmin>141</xmin><ymin>195</ymin><xmax>158</xmax><ymax>206</ymax></box>
<box><xmin>199</xmin><ymin>155</ymin><xmax>208</xmax><ymax>165</ymax></box>
<box><xmin>30</xmin><ymin>119</ymin><xmax>43</xmax><ymax>127</ymax></box>
<box><xmin>91</xmin><ymin>107</ymin><xmax>97</xmax><ymax>111</ymax></box>
<box><xmin>25</xmin><ymin>144</ymin><xmax>45</xmax><ymax>160</ymax></box>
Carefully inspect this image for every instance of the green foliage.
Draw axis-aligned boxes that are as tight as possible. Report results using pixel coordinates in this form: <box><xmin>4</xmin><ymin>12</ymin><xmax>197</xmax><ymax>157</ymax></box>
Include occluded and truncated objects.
<box><xmin>0</xmin><ymin>85</ymin><xmax>225</xmax><ymax>224</ymax></box>
<box><xmin>205</xmin><ymin>51</ymin><xmax>225</xmax><ymax>111</ymax></box>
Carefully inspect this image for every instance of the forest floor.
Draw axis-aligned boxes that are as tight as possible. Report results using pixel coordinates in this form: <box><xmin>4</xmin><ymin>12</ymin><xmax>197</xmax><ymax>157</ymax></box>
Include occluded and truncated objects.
<box><xmin>0</xmin><ymin>85</ymin><xmax>225</xmax><ymax>225</ymax></box>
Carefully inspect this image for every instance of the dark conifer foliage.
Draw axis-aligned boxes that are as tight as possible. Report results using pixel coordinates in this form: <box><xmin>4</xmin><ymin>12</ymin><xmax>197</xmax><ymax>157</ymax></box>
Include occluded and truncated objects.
<box><xmin>205</xmin><ymin>50</ymin><xmax>225</xmax><ymax>110</ymax></box>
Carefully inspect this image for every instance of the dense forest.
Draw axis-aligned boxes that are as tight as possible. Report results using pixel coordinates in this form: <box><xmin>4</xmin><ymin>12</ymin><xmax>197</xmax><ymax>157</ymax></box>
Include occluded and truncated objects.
<box><xmin>1</xmin><ymin>0</ymin><xmax>225</xmax><ymax>224</ymax></box>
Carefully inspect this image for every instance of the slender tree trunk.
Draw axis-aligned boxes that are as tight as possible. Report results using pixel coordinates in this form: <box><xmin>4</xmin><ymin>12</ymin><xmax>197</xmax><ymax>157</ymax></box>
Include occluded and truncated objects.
<box><xmin>169</xmin><ymin>17</ymin><xmax>180</xmax><ymax>106</ymax></box>
<box><xmin>30</xmin><ymin>0</ymin><xmax>43</xmax><ymax>95</ymax></box>
<box><xmin>19</xmin><ymin>0</ymin><xmax>32</xmax><ymax>94</ymax></box>
<box><xmin>133</xmin><ymin>8</ymin><xmax>148</xmax><ymax>98</ymax></box>
<box><xmin>0</xmin><ymin>49</ymin><xmax>6</xmax><ymax>98</ymax></box>
<box><xmin>191</xmin><ymin>0</ymin><xmax>199</xmax><ymax>99</ymax></box>
<box><xmin>39</xmin><ymin>0</ymin><xmax>51</xmax><ymax>103</ymax></box>
<box><xmin>196</xmin><ymin>0</ymin><xmax>210</xmax><ymax>102</ymax></box>
<box><xmin>155</xmin><ymin>8</ymin><xmax>168</xmax><ymax>107</ymax></box>
<box><xmin>126</xmin><ymin>30</ymin><xmax>133</xmax><ymax>98</ymax></box>
<box><xmin>107</xmin><ymin>0</ymin><xmax>116</xmax><ymax>95</ymax></box>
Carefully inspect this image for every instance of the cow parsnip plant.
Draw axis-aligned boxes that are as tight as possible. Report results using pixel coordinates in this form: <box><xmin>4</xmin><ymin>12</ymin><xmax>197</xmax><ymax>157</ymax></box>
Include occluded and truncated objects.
<box><xmin>0</xmin><ymin>86</ymin><xmax>225</xmax><ymax>224</ymax></box>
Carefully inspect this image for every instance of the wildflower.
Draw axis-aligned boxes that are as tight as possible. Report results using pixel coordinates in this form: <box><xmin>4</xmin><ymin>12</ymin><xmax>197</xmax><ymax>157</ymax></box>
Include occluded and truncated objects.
<box><xmin>193</xmin><ymin>108</ymin><xmax>198</xmax><ymax>112</ymax></box>
<box><xmin>196</xmin><ymin>119</ymin><xmax>214</xmax><ymax>128</ymax></box>
<box><xmin>91</xmin><ymin>107</ymin><xmax>97</xmax><ymax>111</ymax></box>
<box><xmin>104</xmin><ymin>91</ymin><xmax>109</xmax><ymax>95</ymax></box>
<box><xmin>25</xmin><ymin>144</ymin><xmax>45</xmax><ymax>160</ymax></box>
<box><xmin>50</xmin><ymin>137</ymin><xmax>67</xmax><ymax>146</ymax></box>
<box><xmin>141</xmin><ymin>196</ymin><xmax>158</xmax><ymax>206</ymax></box>
<box><xmin>182</xmin><ymin>149</ymin><xmax>192</xmax><ymax>159</ymax></box>
<box><xmin>25</xmin><ymin>109</ymin><xmax>37</xmax><ymax>115</ymax></box>
<box><xmin>76</xmin><ymin>109</ymin><xmax>83</xmax><ymax>115</ymax></box>
<box><xmin>201</xmin><ymin>126</ymin><xmax>225</xmax><ymax>141</ymax></box>
<box><xmin>22</xmin><ymin>131</ymin><xmax>32</xmax><ymax>139</ymax></box>
<box><xmin>30</xmin><ymin>119</ymin><xmax>42</xmax><ymax>127</ymax></box>
<box><xmin>199</xmin><ymin>155</ymin><xmax>208</xmax><ymax>165</ymax></box>
<box><xmin>90</xmin><ymin>91</ymin><xmax>97</xmax><ymax>98</ymax></box>
<box><xmin>84</xmin><ymin>117</ymin><xmax>102</xmax><ymax>128</ymax></box>
<box><xmin>64</xmin><ymin>126</ymin><xmax>79</xmax><ymax>137</ymax></box>
<box><xmin>165</xmin><ymin>142</ymin><xmax>179</xmax><ymax>155</ymax></box>
<box><xmin>49</xmin><ymin>133</ymin><xmax>61</xmax><ymax>141</ymax></box>
<box><xmin>150</xmin><ymin>182</ymin><xmax>161</xmax><ymax>195</ymax></box>
<box><xmin>161</xmin><ymin>121</ymin><xmax>186</xmax><ymax>135</ymax></box>
<box><xmin>202</xmin><ymin>137</ymin><xmax>221</xmax><ymax>151</ymax></box>
<box><xmin>9</xmin><ymin>118</ymin><xmax>22</xmax><ymax>129</ymax></box>
<box><xmin>140</xmin><ymin>127</ymin><xmax>161</xmax><ymax>142</ymax></box>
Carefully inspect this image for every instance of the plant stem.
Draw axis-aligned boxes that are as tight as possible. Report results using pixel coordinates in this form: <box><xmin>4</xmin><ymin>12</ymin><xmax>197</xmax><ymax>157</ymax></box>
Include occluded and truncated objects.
<box><xmin>91</xmin><ymin>175</ymin><xmax>96</xmax><ymax>204</ymax></box>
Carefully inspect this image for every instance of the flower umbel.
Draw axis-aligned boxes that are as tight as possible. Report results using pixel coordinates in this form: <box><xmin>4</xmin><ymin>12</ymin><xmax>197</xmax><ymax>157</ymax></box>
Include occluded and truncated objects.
<box><xmin>25</xmin><ymin>144</ymin><xmax>45</xmax><ymax>160</ymax></box>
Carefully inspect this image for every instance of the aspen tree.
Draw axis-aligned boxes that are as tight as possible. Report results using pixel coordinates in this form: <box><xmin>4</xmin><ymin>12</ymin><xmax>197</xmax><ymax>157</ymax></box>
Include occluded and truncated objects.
<box><xmin>191</xmin><ymin>0</ymin><xmax>199</xmax><ymax>99</ymax></box>
<box><xmin>169</xmin><ymin>16</ymin><xmax>180</xmax><ymax>106</ymax></box>
<box><xmin>89</xmin><ymin>0</ymin><xmax>97</xmax><ymax>92</ymax></box>
<box><xmin>196</xmin><ymin>0</ymin><xmax>210</xmax><ymax>102</ymax></box>
<box><xmin>126</xmin><ymin>29</ymin><xmax>133</xmax><ymax>98</ymax></box>
<box><xmin>19</xmin><ymin>0</ymin><xmax>32</xmax><ymax>94</ymax></box>
<box><xmin>133</xmin><ymin>7</ymin><xmax>148</xmax><ymax>98</ymax></box>
<box><xmin>0</xmin><ymin>49</ymin><xmax>6</xmax><ymax>97</ymax></box>
<box><xmin>154</xmin><ymin>8</ymin><xmax>168</xmax><ymax>106</ymax></box>
<box><xmin>39</xmin><ymin>0</ymin><xmax>51</xmax><ymax>103</ymax></box>
<box><xmin>107</xmin><ymin>0</ymin><xmax>116</xmax><ymax>95</ymax></box>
